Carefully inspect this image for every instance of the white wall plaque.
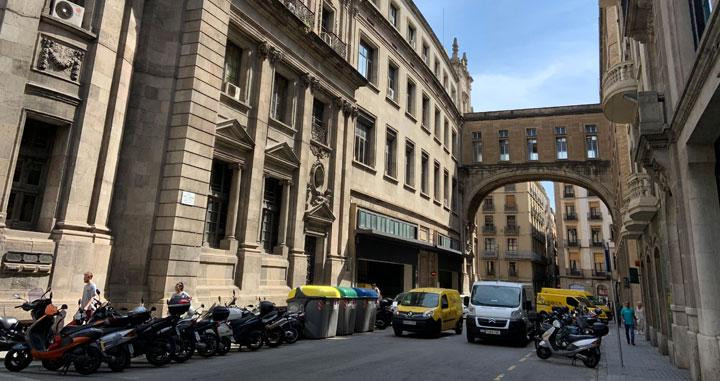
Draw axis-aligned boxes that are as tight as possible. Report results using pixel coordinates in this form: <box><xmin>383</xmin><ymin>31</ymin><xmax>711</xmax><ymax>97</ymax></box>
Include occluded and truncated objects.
<box><xmin>180</xmin><ymin>191</ymin><xmax>196</xmax><ymax>206</ymax></box>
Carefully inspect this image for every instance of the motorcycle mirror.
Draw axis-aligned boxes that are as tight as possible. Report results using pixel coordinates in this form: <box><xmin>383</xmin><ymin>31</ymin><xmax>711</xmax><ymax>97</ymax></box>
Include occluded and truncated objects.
<box><xmin>12</xmin><ymin>293</ymin><xmax>21</xmax><ymax>299</ymax></box>
<box><xmin>61</xmin><ymin>304</ymin><xmax>68</xmax><ymax>310</ymax></box>
<box><xmin>77</xmin><ymin>299</ymin><xmax>81</xmax><ymax>305</ymax></box>
<box><xmin>201</xmin><ymin>304</ymin><xmax>205</xmax><ymax>308</ymax></box>
<box><xmin>217</xmin><ymin>296</ymin><xmax>221</xmax><ymax>302</ymax></box>
<box><xmin>232</xmin><ymin>290</ymin><xmax>236</xmax><ymax>296</ymax></box>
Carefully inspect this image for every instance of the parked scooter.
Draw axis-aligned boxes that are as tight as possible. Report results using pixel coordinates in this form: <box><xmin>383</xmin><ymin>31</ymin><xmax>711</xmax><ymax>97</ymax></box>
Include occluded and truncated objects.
<box><xmin>535</xmin><ymin>316</ymin><xmax>602</xmax><ymax>368</ymax></box>
<box><xmin>0</xmin><ymin>289</ymin><xmax>53</xmax><ymax>352</ymax></box>
<box><xmin>375</xmin><ymin>298</ymin><xmax>394</xmax><ymax>329</ymax></box>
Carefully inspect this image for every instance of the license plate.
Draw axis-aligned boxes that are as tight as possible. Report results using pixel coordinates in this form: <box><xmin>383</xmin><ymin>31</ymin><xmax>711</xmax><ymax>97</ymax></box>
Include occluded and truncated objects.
<box><xmin>194</xmin><ymin>332</ymin><xmax>201</xmax><ymax>341</ymax></box>
<box><xmin>480</xmin><ymin>329</ymin><xmax>501</xmax><ymax>335</ymax></box>
<box><xmin>403</xmin><ymin>320</ymin><xmax>417</xmax><ymax>325</ymax></box>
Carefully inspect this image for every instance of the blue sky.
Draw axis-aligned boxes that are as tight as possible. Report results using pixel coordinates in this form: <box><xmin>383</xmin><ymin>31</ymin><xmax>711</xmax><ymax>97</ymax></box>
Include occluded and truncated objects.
<box><xmin>415</xmin><ymin>0</ymin><xmax>601</xmax><ymax>208</ymax></box>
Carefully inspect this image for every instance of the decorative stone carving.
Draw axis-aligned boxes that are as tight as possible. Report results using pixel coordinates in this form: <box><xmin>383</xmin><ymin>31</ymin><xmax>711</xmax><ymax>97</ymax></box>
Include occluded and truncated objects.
<box><xmin>464</xmin><ymin>222</ymin><xmax>476</xmax><ymax>256</ymax></box>
<box><xmin>301</xmin><ymin>73</ymin><xmax>320</xmax><ymax>91</ymax></box>
<box><xmin>310</xmin><ymin>143</ymin><xmax>331</xmax><ymax>159</ymax></box>
<box><xmin>37</xmin><ymin>36</ymin><xmax>84</xmax><ymax>83</ymax></box>
<box><xmin>306</xmin><ymin>182</ymin><xmax>333</xmax><ymax>210</ymax></box>
<box><xmin>257</xmin><ymin>41</ymin><xmax>269</xmax><ymax>58</ymax></box>
<box><xmin>268</xmin><ymin>46</ymin><xmax>284</xmax><ymax>63</ymax></box>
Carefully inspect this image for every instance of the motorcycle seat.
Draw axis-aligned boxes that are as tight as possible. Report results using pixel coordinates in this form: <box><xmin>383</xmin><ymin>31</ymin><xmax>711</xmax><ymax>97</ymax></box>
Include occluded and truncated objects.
<box><xmin>0</xmin><ymin>317</ymin><xmax>18</xmax><ymax>330</ymax></box>
<box><xmin>568</xmin><ymin>334</ymin><xmax>596</xmax><ymax>341</ymax></box>
<box><xmin>61</xmin><ymin>324</ymin><xmax>92</xmax><ymax>336</ymax></box>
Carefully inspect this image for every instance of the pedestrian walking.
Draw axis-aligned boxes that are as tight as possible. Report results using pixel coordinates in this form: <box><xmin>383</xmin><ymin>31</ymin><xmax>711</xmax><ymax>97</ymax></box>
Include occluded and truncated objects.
<box><xmin>81</xmin><ymin>271</ymin><xmax>98</xmax><ymax>321</ymax></box>
<box><xmin>174</xmin><ymin>281</ymin><xmax>191</xmax><ymax>299</ymax></box>
<box><xmin>636</xmin><ymin>302</ymin><xmax>645</xmax><ymax>335</ymax></box>
<box><xmin>620</xmin><ymin>301</ymin><xmax>637</xmax><ymax>345</ymax></box>
<box><xmin>372</xmin><ymin>283</ymin><xmax>382</xmax><ymax>303</ymax></box>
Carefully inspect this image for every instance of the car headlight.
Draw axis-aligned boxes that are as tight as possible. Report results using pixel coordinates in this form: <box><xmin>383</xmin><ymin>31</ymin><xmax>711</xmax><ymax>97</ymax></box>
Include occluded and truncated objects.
<box><xmin>511</xmin><ymin>310</ymin><xmax>522</xmax><ymax>320</ymax></box>
<box><xmin>423</xmin><ymin>309</ymin><xmax>435</xmax><ymax>318</ymax></box>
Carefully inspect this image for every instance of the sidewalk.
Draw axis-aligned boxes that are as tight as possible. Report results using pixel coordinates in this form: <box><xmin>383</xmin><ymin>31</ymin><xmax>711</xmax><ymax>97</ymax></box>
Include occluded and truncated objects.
<box><xmin>600</xmin><ymin>323</ymin><xmax>689</xmax><ymax>380</ymax></box>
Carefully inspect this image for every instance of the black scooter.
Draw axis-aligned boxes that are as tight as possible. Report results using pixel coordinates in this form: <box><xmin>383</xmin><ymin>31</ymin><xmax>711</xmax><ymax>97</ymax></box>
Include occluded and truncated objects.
<box><xmin>375</xmin><ymin>298</ymin><xmax>394</xmax><ymax>329</ymax></box>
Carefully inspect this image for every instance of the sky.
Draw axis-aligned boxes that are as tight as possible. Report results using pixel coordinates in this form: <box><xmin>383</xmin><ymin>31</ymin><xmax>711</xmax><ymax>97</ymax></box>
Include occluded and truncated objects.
<box><xmin>415</xmin><ymin>0</ymin><xmax>601</xmax><ymax>208</ymax></box>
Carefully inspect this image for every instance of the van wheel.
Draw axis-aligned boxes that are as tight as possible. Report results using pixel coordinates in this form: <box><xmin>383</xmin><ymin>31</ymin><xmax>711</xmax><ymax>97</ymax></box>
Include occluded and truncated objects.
<box><xmin>393</xmin><ymin>327</ymin><xmax>403</xmax><ymax>337</ymax></box>
<box><xmin>454</xmin><ymin>319</ymin><xmax>463</xmax><ymax>335</ymax></box>
<box><xmin>432</xmin><ymin>320</ymin><xmax>442</xmax><ymax>338</ymax></box>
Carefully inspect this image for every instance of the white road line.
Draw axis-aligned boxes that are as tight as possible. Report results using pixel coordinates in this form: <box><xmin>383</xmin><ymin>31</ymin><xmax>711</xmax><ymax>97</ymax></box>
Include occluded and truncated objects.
<box><xmin>519</xmin><ymin>357</ymin><xmax>527</xmax><ymax>362</ymax></box>
<box><xmin>494</xmin><ymin>374</ymin><xmax>504</xmax><ymax>381</ymax></box>
<box><xmin>507</xmin><ymin>365</ymin><xmax>516</xmax><ymax>371</ymax></box>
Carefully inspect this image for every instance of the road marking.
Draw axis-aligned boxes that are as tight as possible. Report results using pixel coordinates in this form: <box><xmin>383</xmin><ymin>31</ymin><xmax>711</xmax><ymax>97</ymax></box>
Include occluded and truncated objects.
<box><xmin>519</xmin><ymin>357</ymin><xmax>527</xmax><ymax>362</ymax></box>
<box><xmin>507</xmin><ymin>365</ymin><xmax>516</xmax><ymax>371</ymax></box>
<box><xmin>494</xmin><ymin>374</ymin><xmax>504</xmax><ymax>381</ymax></box>
<box><xmin>525</xmin><ymin>353</ymin><xmax>532</xmax><ymax>358</ymax></box>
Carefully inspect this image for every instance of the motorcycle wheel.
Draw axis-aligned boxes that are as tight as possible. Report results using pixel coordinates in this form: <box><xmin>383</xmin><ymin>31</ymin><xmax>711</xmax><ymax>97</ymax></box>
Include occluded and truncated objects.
<box><xmin>216</xmin><ymin>337</ymin><xmax>231</xmax><ymax>356</ymax></box>
<box><xmin>246</xmin><ymin>330</ymin><xmax>263</xmax><ymax>351</ymax></box>
<box><xmin>284</xmin><ymin>327</ymin><xmax>299</xmax><ymax>344</ymax></box>
<box><xmin>375</xmin><ymin>318</ymin><xmax>388</xmax><ymax>330</ymax></box>
<box><xmin>582</xmin><ymin>350</ymin><xmax>600</xmax><ymax>368</ymax></box>
<box><xmin>42</xmin><ymin>359</ymin><xmax>64</xmax><ymax>371</ymax></box>
<box><xmin>73</xmin><ymin>345</ymin><xmax>103</xmax><ymax>375</ymax></box>
<box><xmin>197</xmin><ymin>331</ymin><xmax>218</xmax><ymax>357</ymax></box>
<box><xmin>172</xmin><ymin>337</ymin><xmax>194</xmax><ymax>363</ymax></box>
<box><xmin>265</xmin><ymin>329</ymin><xmax>282</xmax><ymax>348</ymax></box>
<box><xmin>146</xmin><ymin>337</ymin><xmax>173</xmax><ymax>366</ymax></box>
<box><xmin>4</xmin><ymin>348</ymin><xmax>32</xmax><ymax>372</ymax></box>
<box><xmin>536</xmin><ymin>346</ymin><xmax>552</xmax><ymax>360</ymax></box>
<box><xmin>107</xmin><ymin>347</ymin><xmax>130</xmax><ymax>372</ymax></box>
<box><xmin>393</xmin><ymin>326</ymin><xmax>403</xmax><ymax>337</ymax></box>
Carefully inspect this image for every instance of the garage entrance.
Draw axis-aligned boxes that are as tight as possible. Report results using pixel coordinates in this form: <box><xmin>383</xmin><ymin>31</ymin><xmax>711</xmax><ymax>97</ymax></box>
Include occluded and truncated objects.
<box><xmin>357</xmin><ymin>259</ymin><xmax>405</xmax><ymax>299</ymax></box>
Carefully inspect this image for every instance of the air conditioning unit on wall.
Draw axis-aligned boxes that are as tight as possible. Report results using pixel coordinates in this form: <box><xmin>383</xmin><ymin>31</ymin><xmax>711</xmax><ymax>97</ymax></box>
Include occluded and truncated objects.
<box><xmin>224</xmin><ymin>82</ymin><xmax>242</xmax><ymax>101</ymax></box>
<box><xmin>51</xmin><ymin>0</ymin><xmax>85</xmax><ymax>28</ymax></box>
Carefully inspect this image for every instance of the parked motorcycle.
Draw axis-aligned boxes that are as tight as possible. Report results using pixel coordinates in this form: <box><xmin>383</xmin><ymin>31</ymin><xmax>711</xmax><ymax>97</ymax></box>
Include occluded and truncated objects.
<box><xmin>375</xmin><ymin>298</ymin><xmax>394</xmax><ymax>329</ymax></box>
<box><xmin>535</xmin><ymin>313</ymin><xmax>603</xmax><ymax>368</ymax></box>
<box><xmin>0</xmin><ymin>289</ymin><xmax>53</xmax><ymax>352</ymax></box>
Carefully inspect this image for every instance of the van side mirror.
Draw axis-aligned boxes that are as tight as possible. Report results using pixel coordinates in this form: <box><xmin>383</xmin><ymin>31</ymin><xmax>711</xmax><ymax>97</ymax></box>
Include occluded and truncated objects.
<box><xmin>463</xmin><ymin>296</ymin><xmax>470</xmax><ymax>307</ymax></box>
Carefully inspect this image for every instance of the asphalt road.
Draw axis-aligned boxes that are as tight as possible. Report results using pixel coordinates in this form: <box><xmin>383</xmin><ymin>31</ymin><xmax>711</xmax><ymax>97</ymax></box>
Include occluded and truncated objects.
<box><xmin>0</xmin><ymin>328</ymin><xmax>598</xmax><ymax>381</ymax></box>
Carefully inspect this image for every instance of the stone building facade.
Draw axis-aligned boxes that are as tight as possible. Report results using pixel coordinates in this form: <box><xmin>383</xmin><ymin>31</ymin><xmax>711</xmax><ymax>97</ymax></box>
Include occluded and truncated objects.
<box><xmin>600</xmin><ymin>0</ymin><xmax>720</xmax><ymax>379</ymax></box>
<box><xmin>474</xmin><ymin>181</ymin><xmax>556</xmax><ymax>295</ymax></box>
<box><xmin>553</xmin><ymin>183</ymin><xmax>615</xmax><ymax>302</ymax></box>
<box><xmin>0</xmin><ymin>0</ymin><xmax>472</xmax><ymax>311</ymax></box>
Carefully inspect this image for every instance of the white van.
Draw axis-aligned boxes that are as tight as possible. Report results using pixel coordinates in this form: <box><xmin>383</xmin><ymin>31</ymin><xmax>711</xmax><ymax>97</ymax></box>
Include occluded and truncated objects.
<box><xmin>465</xmin><ymin>281</ymin><xmax>534</xmax><ymax>345</ymax></box>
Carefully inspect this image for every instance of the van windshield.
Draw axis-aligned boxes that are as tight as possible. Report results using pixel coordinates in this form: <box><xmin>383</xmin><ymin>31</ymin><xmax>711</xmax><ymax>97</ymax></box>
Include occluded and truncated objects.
<box><xmin>400</xmin><ymin>292</ymin><xmax>439</xmax><ymax>308</ymax></box>
<box><xmin>471</xmin><ymin>285</ymin><xmax>521</xmax><ymax>308</ymax></box>
<box><xmin>578</xmin><ymin>297</ymin><xmax>596</xmax><ymax>307</ymax></box>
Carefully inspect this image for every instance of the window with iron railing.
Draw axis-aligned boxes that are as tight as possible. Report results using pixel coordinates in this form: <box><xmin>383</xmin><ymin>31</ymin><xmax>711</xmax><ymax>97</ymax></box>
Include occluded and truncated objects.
<box><xmin>311</xmin><ymin>98</ymin><xmax>327</xmax><ymax>145</ymax></box>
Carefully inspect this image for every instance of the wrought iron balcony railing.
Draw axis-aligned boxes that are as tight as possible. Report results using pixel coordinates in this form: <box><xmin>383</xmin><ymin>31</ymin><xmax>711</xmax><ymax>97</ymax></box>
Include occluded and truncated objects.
<box><xmin>566</xmin><ymin>239</ymin><xmax>579</xmax><ymax>247</ymax></box>
<box><xmin>482</xmin><ymin>225</ymin><xmax>496</xmax><ymax>234</ymax></box>
<box><xmin>320</xmin><ymin>28</ymin><xmax>347</xmax><ymax>58</ymax></box>
<box><xmin>311</xmin><ymin>118</ymin><xmax>328</xmax><ymax>145</ymax></box>
<box><xmin>279</xmin><ymin>0</ymin><xmax>315</xmax><ymax>29</ymax></box>
<box><xmin>503</xmin><ymin>225</ymin><xmax>519</xmax><ymax>235</ymax></box>
<box><xmin>563</xmin><ymin>213</ymin><xmax>577</xmax><ymax>221</ymax></box>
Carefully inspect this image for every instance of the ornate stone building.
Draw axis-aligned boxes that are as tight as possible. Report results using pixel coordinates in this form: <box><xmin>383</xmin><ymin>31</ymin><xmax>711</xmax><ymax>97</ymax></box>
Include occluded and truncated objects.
<box><xmin>600</xmin><ymin>0</ymin><xmax>720</xmax><ymax>379</ymax></box>
<box><xmin>0</xmin><ymin>0</ymin><xmax>472</xmax><ymax>311</ymax></box>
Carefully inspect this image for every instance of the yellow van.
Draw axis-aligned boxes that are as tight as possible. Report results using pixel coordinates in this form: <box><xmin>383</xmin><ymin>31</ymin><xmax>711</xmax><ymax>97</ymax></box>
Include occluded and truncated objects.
<box><xmin>540</xmin><ymin>288</ymin><xmax>611</xmax><ymax>322</ymax></box>
<box><xmin>392</xmin><ymin>288</ymin><xmax>463</xmax><ymax>337</ymax></box>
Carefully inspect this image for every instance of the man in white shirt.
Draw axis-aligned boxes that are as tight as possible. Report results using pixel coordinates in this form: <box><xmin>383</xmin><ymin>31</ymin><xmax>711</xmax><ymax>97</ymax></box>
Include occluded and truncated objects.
<box><xmin>81</xmin><ymin>271</ymin><xmax>97</xmax><ymax>320</ymax></box>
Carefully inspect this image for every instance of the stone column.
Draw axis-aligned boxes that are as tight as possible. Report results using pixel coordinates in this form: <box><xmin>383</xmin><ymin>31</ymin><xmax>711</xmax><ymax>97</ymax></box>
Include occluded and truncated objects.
<box><xmin>324</xmin><ymin>98</ymin><xmax>348</xmax><ymax>285</ymax></box>
<box><xmin>274</xmin><ymin>179</ymin><xmax>292</xmax><ymax>256</ymax></box>
<box><xmin>221</xmin><ymin>163</ymin><xmax>243</xmax><ymax>252</ymax></box>
<box><xmin>235</xmin><ymin>42</ymin><xmax>278</xmax><ymax>291</ymax></box>
<box><xmin>679</xmin><ymin>144</ymin><xmax>720</xmax><ymax>380</ymax></box>
<box><xmin>0</xmin><ymin>1</ymin><xmax>44</xmax><ymax>227</ymax></box>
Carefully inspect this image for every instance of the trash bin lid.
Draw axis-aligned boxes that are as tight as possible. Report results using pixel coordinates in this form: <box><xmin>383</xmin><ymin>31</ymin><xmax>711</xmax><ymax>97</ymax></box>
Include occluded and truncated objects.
<box><xmin>335</xmin><ymin>287</ymin><xmax>358</xmax><ymax>298</ymax></box>
<box><xmin>288</xmin><ymin>285</ymin><xmax>341</xmax><ymax>299</ymax></box>
<box><xmin>352</xmin><ymin>288</ymin><xmax>378</xmax><ymax>299</ymax></box>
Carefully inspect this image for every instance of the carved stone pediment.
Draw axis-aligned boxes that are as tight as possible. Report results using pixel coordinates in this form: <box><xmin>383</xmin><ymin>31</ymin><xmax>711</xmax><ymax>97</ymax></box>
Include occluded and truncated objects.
<box><xmin>265</xmin><ymin>142</ymin><xmax>300</xmax><ymax>169</ymax></box>
<box><xmin>304</xmin><ymin>202</ymin><xmax>335</xmax><ymax>226</ymax></box>
<box><xmin>216</xmin><ymin>119</ymin><xmax>255</xmax><ymax>151</ymax></box>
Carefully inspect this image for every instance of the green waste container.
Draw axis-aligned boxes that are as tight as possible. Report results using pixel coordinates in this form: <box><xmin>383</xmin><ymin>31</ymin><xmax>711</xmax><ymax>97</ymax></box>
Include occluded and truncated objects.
<box><xmin>353</xmin><ymin>288</ymin><xmax>378</xmax><ymax>333</ymax></box>
<box><xmin>287</xmin><ymin>285</ymin><xmax>341</xmax><ymax>339</ymax></box>
<box><xmin>335</xmin><ymin>287</ymin><xmax>358</xmax><ymax>336</ymax></box>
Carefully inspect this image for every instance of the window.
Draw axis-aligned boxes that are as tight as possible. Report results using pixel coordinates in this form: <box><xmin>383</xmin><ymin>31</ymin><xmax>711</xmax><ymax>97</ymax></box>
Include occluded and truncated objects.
<box><xmin>421</xmin><ymin>152</ymin><xmax>429</xmax><ymax>194</ymax></box>
<box><xmin>7</xmin><ymin>120</ymin><xmax>56</xmax><ymax>230</ymax></box>
<box><xmin>556</xmin><ymin>137</ymin><xmax>568</xmax><ymax>159</ymax></box>
<box><xmin>508</xmin><ymin>262</ymin><xmax>517</xmax><ymax>276</ymax></box>
<box><xmin>484</xmin><ymin>215</ymin><xmax>494</xmax><ymax>227</ymax></box>
<box><xmin>567</xmin><ymin>228</ymin><xmax>578</xmax><ymax>243</ymax></box>
<box><xmin>433</xmin><ymin>161</ymin><xmax>441</xmax><ymax>201</ymax></box>
<box><xmin>589</xmin><ymin>205</ymin><xmax>601</xmax><ymax>218</ymax></box>
<box><xmin>434</xmin><ymin>59</ymin><xmax>440</xmax><ymax>76</ymax></box>
<box><xmin>422</xmin><ymin>43</ymin><xmax>429</xmax><ymax>64</ymax></box>
<box><xmin>484</xmin><ymin>238</ymin><xmax>496</xmax><ymax>251</ymax></box>
<box><xmin>506</xmin><ymin>215</ymin><xmax>516</xmax><ymax>227</ymax></box>
<box><xmin>387</xmin><ymin>63</ymin><xmax>398</xmax><ymax>100</ymax></box>
<box><xmin>204</xmin><ymin>160</ymin><xmax>232</xmax><ymax>248</ymax></box>
<box><xmin>385</xmin><ymin>129</ymin><xmax>397</xmax><ymax>178</ymax></box>
<box><xmin>443</xmin><ymin>169</ymin><xmax>449</xmax><ymax>207</ymax></box>
<box><xmin>407</xmin><ymin>23</ymin><xmax>416</xmax><ymax>48</ymax></box>
<box><xmin>406</xmin><ymin>80</ymin><xmax>416</xmax><ymax>116</ymax></box>
<box><xmin>421</xmin><ymin>95</ymin><xmax>430</xmax><ymax>127</ymax></box>
<box><xmin>594</xmin><ymin>253</ymin><xmax>606</xmax><ymax>272</ymax></box>
<box><xmin>354</xmin><ymin>114</ymin><xmax>374</xmax><ymax>165</ymax></box>
<box><xmin>591</xmin><ymin>228</ymin><xmax>602</xmax><ymax>244</ymax></box>
<box><xmin>321</xmin><ymin>6</ymin><xmax>334</xmax><ymax>32</ymax></box>
<box><xmin>585</xmin><ymin>125</ymin><xmax>598</xmax><ymax>159</ymax></box>
<box><xmin>451</xmin><ymin>130</ymin><xmax>458</xmax><ymax>157</ymax></box>
<box><xmin>443</xmin><ymin>73</ymin><xmax>448</xmax><ymax>89</ymax></box>
<box><xmin>443</xmin><ymin>119</ymin><xmax>449</xmax><ymax>147</ymax></box>
<box><xmin>499</xmin><ymin>130</ymin><xmax>509</xmax><ymax>161</ymax></box>
<box><xmin>563</xmin><ymin>184</ymin><xmax>574</xmax><ymax>197</ymax></box>
<box><xmin>690</xmin><ymin>0</ymin><xmax>714</xmax><ymax>47</ymax></box>
<box><xmin>405</xmin><ymin>141</ymin><xmax>415</xmax><ymax>186</ymax></box>
<box><xmin>504</xmin><ymin>184</ymin><xmax>516</xmax><ymax>192</ymax></box>
<box><xmin>569</xmin><ymin>252</ymin><xmax>580</xmax><ymax>271</ymax></box>
<box><xmin>311</xmin><ymin>98</ymin><xmax>327</xmax><ymax>145</ymax></box>
<box><xmin>486</xmin><ymin>261</ymin><xmax>495</xmax><ymax>276</ymax></box>
<box><xmin>507</xmin><ymin>238</ymin><xmax>518</xmax><ymax>252</ymax></box>
<box><xmin>389</xmin><ymin>3</ymin><xmax>399</xmax><ymax>28</ymax></box>
<box><xmin>565</xmin><ymin>204</ymin><xmax>576</xmax><ymax>218</ymax></box>
<box><xmin>223</xmin><ymin>42</ymin><xmax>242</xmax><ymax>88</ymax></box>
<box><xmin>527</xmin><ymin>128</ymin><xmax>538</xmax><ymax>160</ymax></box>
<box><xmin>472</xmin><ymin>131</ymin><xmax>482</xmax><ymax>162</ymax></box>
<box><xmin>358</xmin><ymin>40</ymin><xmax>375</xmax><ymax>82</ymax></box>
<box><xmin>555</xmin><ymin>126</ymin><xmax>566</xmax><ymax>135</ymax></box>
<box><xmin>434</xmin><ymin>108</ymin><xmax>441</xmax><ymax>139</ymax></box>
<box><xmin>483</xmin><ymin>197</ymin><xmax>494</xmax><ymax>211</ymax></box>
<box><xmin>452</xmin><ymin>177</ymin><xmax>458</xmax><ymax>211</ymax></box>
<box><xmin>270</xmin><ymin>72</ymin><xmax>289</xmax><ymax>123</ymax></box>
<box><xmin>261</xmin><ymin>177</ymin><xmax>283</xmax><ymax>253</ymax></box>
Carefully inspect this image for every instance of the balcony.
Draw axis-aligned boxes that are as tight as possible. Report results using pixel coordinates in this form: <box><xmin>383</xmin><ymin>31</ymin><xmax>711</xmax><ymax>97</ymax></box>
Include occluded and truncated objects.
<box><xmin>567</xmin><ymin>269</ymin><xmax>583</xmax><ymax>277</ymax></box>
<box><xmin>320</xmin><ymin>28</ymin><xmax>347</xmax><ymax>58</ymax></box>
<box><xmin>481</xmin><ymin>250</ymin><xmax>498</xmax><ymax>259</ymax></box>
<box><xmin>311</xmin><ymin>118</ymin><xmax>328</xmax><ymax>145</ymax></box>
<box><xmin>566</xmin><ymin>239</ymin><xmax>579</xmax><ymax>247</ymax></box>
<box><xmin>563</xmin><ymin>213</ymin><xmax>577</xmax><ymax>221</ymax></box>
<box><xmin>482</xmin><ymin>203</ymin><xmax>495</xmax><ymax>212</ymax></box>
<box><xmin>622</xmin><ymin>173</ymin><xmax>658</xmax><ymax>232</ymax></box>
<box><xmin>279</xmin><ymin>0</ymin><xmax>315</xmax><ymax>29</ymax></box>
<box><xmin>563</xmin><ymin>191</ymin><xmax>575</xmax><ymax>198</ymax></box>
<box><xmin>591</xmin><ymin>241</ymin><xmax>605</xmax><ymax>248</ymax></box>
<box><xmin>505</xmin><ymin>250</ymin><xmax>544</xmax><ymax>262</ymax></box>
<box><xmin>588</xmin><ymin>211</ymin><xmax>603</xmax><ymax>220</ymax></box>
<box><xmin>504</xmin><ymin>204</ymin><xmax>518</xmax><ymax>213</ymax></box>
<box><xmin>482</xmin><ymin>225</ymin><xmax>496</xmax><ymax>234</ymax></box>
<box><xmin>601</xmin><ymin>60</ymin><xmax>638</xmax><ymax>123</ymax></box>
<box><xmin>592</xmin><ymin>270</ymin><xmax>611</xmax><ymax>279</ymax></box>
<box><xmin>503</xmin><ymin>225</ymin><xmax>519</xmax><ymax>235</ymax></box>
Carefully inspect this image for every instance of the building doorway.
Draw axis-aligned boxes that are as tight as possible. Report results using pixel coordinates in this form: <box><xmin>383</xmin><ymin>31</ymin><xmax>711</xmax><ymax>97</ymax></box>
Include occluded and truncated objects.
<box><xmin>357</xmin><ymin>259</ymin><xmax>404</xmax><ymax>299</ymax></box>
